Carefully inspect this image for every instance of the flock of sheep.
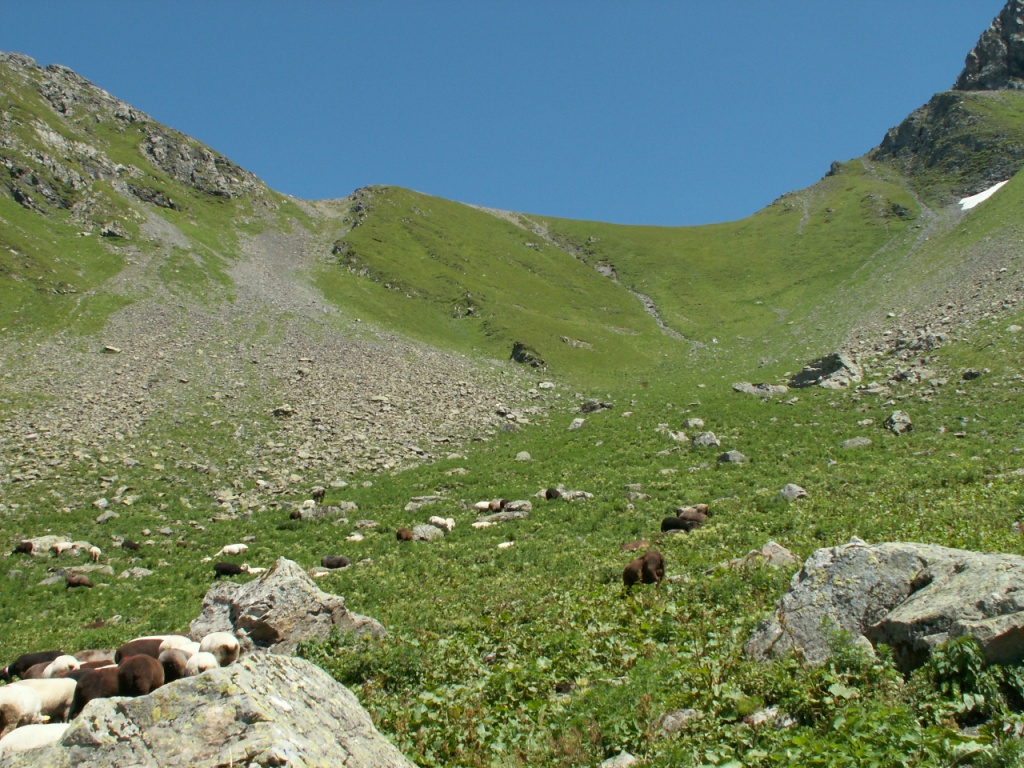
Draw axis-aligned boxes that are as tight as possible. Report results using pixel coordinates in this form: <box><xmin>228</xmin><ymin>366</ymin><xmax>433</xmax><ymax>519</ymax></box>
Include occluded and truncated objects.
<box><xmin>0</xmin><ymin>486</ymin><xmax>712</xmax><ymax>756</ymax></box>
<box><xmin>619</xmin><ymin>503</ymin><xmax>713</xmax><ymax>591</ymax></box>
<box><xmin>0</xmin><ymin>630</ymin><xmax>240</xmax><ymax>757</ymax></box>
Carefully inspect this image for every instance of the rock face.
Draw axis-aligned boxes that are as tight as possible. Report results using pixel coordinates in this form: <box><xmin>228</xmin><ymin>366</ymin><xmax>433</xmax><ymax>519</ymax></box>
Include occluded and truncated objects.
<box><xmin>732</xmin><ymin>382</ymin><xmax>788</xmax><ymax>397</ymax></box>
<box><xmin>884</xmin><ymin>410</ymin><xmax>913</xmax><ymax>435</ymax></box>
<box><xmin>189</xmin><ymin>557</ymin><xmax>386</xmax><ymax>653</ymax></box>
<box><xmin>789</xmin><ymin>352</ymin><xmax>862</xmax><ymax>390</ymax></box>
<box><xmin>0</xmin><ymin>654</ymin><xmax>416</xmax><ymax>768</ymax></box>
<box><xmin>955</xmin><ymin>0</ymin><xmax>1024</xmax><ymax>91</ymax></box>
<box><xmin>746</xmin><ymin>540</ymin><xmax>1024</xmax><ymax>672</ymax></box>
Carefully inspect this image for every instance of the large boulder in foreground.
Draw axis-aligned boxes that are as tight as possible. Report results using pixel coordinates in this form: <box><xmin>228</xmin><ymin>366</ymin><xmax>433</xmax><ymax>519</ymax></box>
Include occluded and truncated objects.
<box><xmin>189</xmin><ymin>557</ymin><xmax>386</xmax><ymax>653</ymax></box>
<box><xmin>745</xmin><ymin>539</ymin><xmax>1024</xmax><ymax>672</ymax></box>
<box><xmin>0</xmin><ymin>654</ymin><xmax>415</xmax><ymax>768</ymax></box>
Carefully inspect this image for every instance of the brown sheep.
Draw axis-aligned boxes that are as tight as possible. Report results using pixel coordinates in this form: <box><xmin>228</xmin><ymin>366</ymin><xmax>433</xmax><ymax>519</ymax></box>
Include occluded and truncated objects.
<box><xmin>114</xmin><ymin>638</ymin><xmax>165</xmax><ymax>664</ymax></box>
<box><xmin>69</xmin><ymin>667</ymin><xmax>118</xmax><ymax>718</ymax></box>
<box><xmin>310</xmin><ymin>486</ymin><xmax>327</xmax><ymax>504</ymax></box>
<box><xmin>18</xmin><ymin>662</ymin><xmax>51</xmax><ymax>680</ymax></box>
<box><xmin>396</xmin><ymin>528</ymin><xmax>414</xmax><ymax>542</ymax></box>
<box><xmin>544</xmin><ymin>488</ymin><xmax>561</xmax><ymax>500</ymax></box>
<box><xmin>118</xmin><ymin>655</ymin><xmax>164</xmax><ymax>697</ymax></box>
<box><xmin>64</xmin><ymin>573</ymin><xmax>94</xmax><ymax>589</ymax></box>
<box><xmin>121</xmin><ymin>540</ymin><xmax>141</xmax><ymax>551</ymax></box>
<box><xmin>623</xmin><ymin>549</ymin><xmax>665</xmax><ymax>590</ymax></box>
<box><xmin>11</xmin><ymin>541</ymin><xmax>33</xmax><ymax>556</ymax></box>
<box><xmin>158</xmin><ymin>649</ymin><xmax>189</xmax><ymax>683</ymax></box>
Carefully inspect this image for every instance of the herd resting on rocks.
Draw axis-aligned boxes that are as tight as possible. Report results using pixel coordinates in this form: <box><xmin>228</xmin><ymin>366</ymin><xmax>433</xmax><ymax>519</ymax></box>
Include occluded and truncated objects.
<box><xmin>0</xmin><ymin>631</ymin><xmax>241</xmax><ymax>756</ymax></box>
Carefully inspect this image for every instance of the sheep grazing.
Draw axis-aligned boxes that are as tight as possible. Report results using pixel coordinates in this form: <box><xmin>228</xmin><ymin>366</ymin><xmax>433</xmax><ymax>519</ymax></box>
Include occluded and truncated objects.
<box><xmin>214</xmin><ymin>543</ymin><xmax>249</xmax><ymax>557</ymax></box>
<box><xmin>19</xmin><ymin>662</ymin><xmax>52</xmax><ymax>680</ymax></box>
<box><xmin>623</xmin><ymin>549</ymin><xmax>666</xmax><ymax>591</ymax></box>
<box><xmin>213</xmin><ymin>561</ymin><xmax>247</xmax><ymax>579</ymax></box>
<box><xmin>184</xmin><ymin>652</ymin><xmax>219</xmax><ymax>677</ymax></box>
<box><xmin>64</xmin><ymin>573</ymin><xmax>94</xmax><ymax>589</ymax></box>
<box><xmin>473</xmin><ymin>499</ymin><xmax>508</xmax><ymax>512</ymax></box>
<box><xmin>121</xmin><ymin>539</ymin><xmax>141</xmax><ymax>551</ymax></box>
<box><xmin>310</xmin><ymin>486</ymin><xmax>326</xmax><ymax>504</ymax></box>
<box><xmin>661</xmin><ymin>515</ymin><xmax>703</xmax><ymax>534</ymax></box>
<box><xmin>10</xmin><ymin>541</ymin><xmax>33</xmax><ymax>556</ymax></box>
<box><xmin>428</xmin><ymin>516</ymin><xmax>456</xmax><ymax>533</ymax></box>
<box><xmin>321</xmin><ymin>555</ymin><xmax>351</xmax><ymax>569</ymax></box>
<box><xmin>74</xmin><ymin>649</ymin><xmax>115</xmax><ymax>665</ymax></box>
<box><xmin>118</xmin><ymin>655</ymin><xmax>164</xmax><ymax>697</ymax></box>
<box><xmin>11</xmin><ymin>678</ymin><xmax>77</xmax><ymax>723</ymax></box>
<box><xmin>619</xmin><ymin>540</ymin><xmax>650</xmax><ymax>552</ymax></box>
<box><xmin>1</xmin><ymin>651</ymin><xmax>64</xmax><ymax>683</ymax></box>
<box><xmin>157</xmin><ymin>636</ymin><xmax>196</xmax><ymax>656</ymax></box>
<box><xmin>115</xmin><ymin>636</ymin><xmax>173</xmax><ymax>664</ymax></box>
<box><xmin>41</xmin><ymin>655</ymin><xmax>80</xmax><ymax>679</ymax></box>
<box><xmin>676</xmin><ymin>504</ymin><xmax>711</xmax><ymax>529</ymax></box>
<box><xmin>159</xmin><ymin>649</ymin><xmax>190</xmax><ymax>683</ymax></box>
<box><xmin>544</xmin><ymin>488</ymin><xmax>561</xmax><ymax>500</ymax></box>
<box><xmin>51</xmin><ymin>541</ymin><xmax>73</xmax><ymax>557</ymax></box>
<box><xmin>396</xmin><ymin>528</ymin><xmax>414</xmax><ymax>542</ymax></box>
<box><xmin>241</xmin><ymin>564</ymin><xmax>267</xmax><ymax>575</ymax></box>
<box><xmin>89</xmin><ymin>546</ymin><xmax>101</xmax><ymax>563</ymax></box>
<box><xmin>0</xmin><ymin>722</ymin><xmax>70</xmax><ymax>756</ymax></box>
<box><xmin>68</xmin><ymin>666</ymin><xmax>120</xmax><ymax>718</ymax></box>
<box><xmin>198</xmin><ymin>632</ymin><xmax>240</xmax><ymax>667</ymax></box>
<box><xmin>0</xmin><ymin>685</ymin><xmax>42</xmax><ymax>738</ymax></box>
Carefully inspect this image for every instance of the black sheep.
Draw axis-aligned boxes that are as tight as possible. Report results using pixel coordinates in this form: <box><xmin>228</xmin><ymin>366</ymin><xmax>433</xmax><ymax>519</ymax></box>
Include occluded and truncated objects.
<box><xmin>214</xmin><ymin>561</ymin><xmax>245</xmax><ymax>579</ymax></box>
<box><xmin>119</xmin><ymin>654</ymin><xmax>164</xmax><ymax>696</ymax></box>
<box><xmin>1</xmin><ymin>650</ymin><xmax>63</xmax><ymax>682</ymax></box>
<box><xmin>321</xmin><ymin>555</ymin><xmax>351</xmax><ymax>569</ymax></box>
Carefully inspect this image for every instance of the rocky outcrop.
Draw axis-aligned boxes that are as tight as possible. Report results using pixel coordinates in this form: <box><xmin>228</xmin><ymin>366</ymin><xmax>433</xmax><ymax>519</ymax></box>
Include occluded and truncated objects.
<box><xmin>189</xmin><ymin>557</ymin><xmax>386</xmax><ymax>653</ymax></box>
<box><xmin>955</xmin><ymin>0</ymin><xmax>1024</xmax><ymax>91</ymax></box>
<box><xmin>0</xmin><ymin>654</ymin><xmax>416</xmax><ymax>768</ymax></box>
<box><xmin>789</xmin><ymin>352</ymin><xmax>862</xmax><ymax>390</ymax></box>
<box><xmin>746</xmin><ymin>540</ymin><xmax>1024</xmax><ymax>672</ymax></box>
<box><xmin>732</xmin><ymin>382</ymin><xmax>788</xmax><ymax>397</ymax></box>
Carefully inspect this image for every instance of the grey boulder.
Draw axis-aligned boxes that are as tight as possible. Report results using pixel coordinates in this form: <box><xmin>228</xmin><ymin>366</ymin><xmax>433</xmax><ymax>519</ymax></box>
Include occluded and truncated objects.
<box><xmin>746</xmin><ymin>540</ymin><xmax>1024</xmax><ymax>672</ymax></box>
<box><xmin>189</xmin><ymin>557</ymin><xmax>385</xmax><ymax>653</ymax></box>
<box><xmin>789</xmin><ymin>352</ymin><xmax>862</xmax><ymax>390</ymax></box>
<box><xmin>0</xmin><ymin>654</ymin><xmax>415</xmax><ymax>768</ymax></box>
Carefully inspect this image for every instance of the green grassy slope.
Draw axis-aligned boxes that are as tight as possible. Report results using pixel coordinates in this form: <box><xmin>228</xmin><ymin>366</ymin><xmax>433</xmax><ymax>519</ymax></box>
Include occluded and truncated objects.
<box><xmin>7</xmin><ymin>46</ymin><xmax>1024</xmax><ymax>766</ymax></box>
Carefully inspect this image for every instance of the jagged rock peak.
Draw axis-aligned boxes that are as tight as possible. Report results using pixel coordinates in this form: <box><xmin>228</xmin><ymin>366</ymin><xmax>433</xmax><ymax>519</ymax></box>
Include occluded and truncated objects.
<box><xmin>954</xmin><ymin>0</ymin><xmax>1024</xmax><ymax>90</ymax></box>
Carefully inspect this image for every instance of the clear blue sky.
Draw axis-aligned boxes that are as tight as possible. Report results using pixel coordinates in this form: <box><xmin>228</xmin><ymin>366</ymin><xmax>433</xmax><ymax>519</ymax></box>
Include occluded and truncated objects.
<box><xmin>0</xmin><ymin>2</ymin><xmax>1003</xmax><ymax>226</ymax></box>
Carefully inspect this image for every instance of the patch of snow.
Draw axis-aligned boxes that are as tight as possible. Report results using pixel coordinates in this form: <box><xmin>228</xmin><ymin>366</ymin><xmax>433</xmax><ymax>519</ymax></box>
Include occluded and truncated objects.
<box><xmin>959</xmin><ymin>180</ymin><xmax>1009</xmax><ymax>210</ymax></box>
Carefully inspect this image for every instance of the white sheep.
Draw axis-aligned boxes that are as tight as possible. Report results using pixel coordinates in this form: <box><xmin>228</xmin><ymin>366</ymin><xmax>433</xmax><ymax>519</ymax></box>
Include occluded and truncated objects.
<box><xmin>10</xmin><ymin>678</ymin><xmax>75</xmax><ymax>724</ymax></box>
<box><xmin>0</xmin><ymin>685</ymin><xmax>42</xmax><ymax>738</ymax></box>
<box><xmin>51</xmin><ymin>542</ymin><xmax>73</xmax><ymax>557</ymax></box>
<box><xmin>89</xmin><ymin>546</ymin><xmax>101</xmax><ymax>563</ymax></box>
<box><xmin>214</xmin><ymin>543</ymin><xmax>248</xmax><ymax>557</ymax></box>
<box><xmin>184</xmin><ymin>652</ymin><xmax>219</xmax><ymax>677</ymax></box>
<box><xmin>198</xmin><ymin>632</ymin><xmax>240</xmax><ymax>667</ymax></box>
<box><xmin>428</xmin><ymin>516</ymin><xmax>456</xmax><ymax>532</ymax></box>
<box><xmin>241</xmin><ymin>564</ymin><xmax>267</xmax><ymax>575</ymax></box>
<box><xmin>0</xmin><ymin>722</ymin><xmax>69</xmax><ymax>756</ymax></box>
<box><xmin>41</xmin><ymin>656</ymin><xmax>80</xmax><ymax>679</ymax></box>
<box><xmin>157</xmin><ymin>636</ymin><xmax>196</xmax><ymax>655</ymax></box>
<box><xmin>74</xmin><ymin>649</ymin><xmax>114</xmax><ymax>665</ymax></box>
